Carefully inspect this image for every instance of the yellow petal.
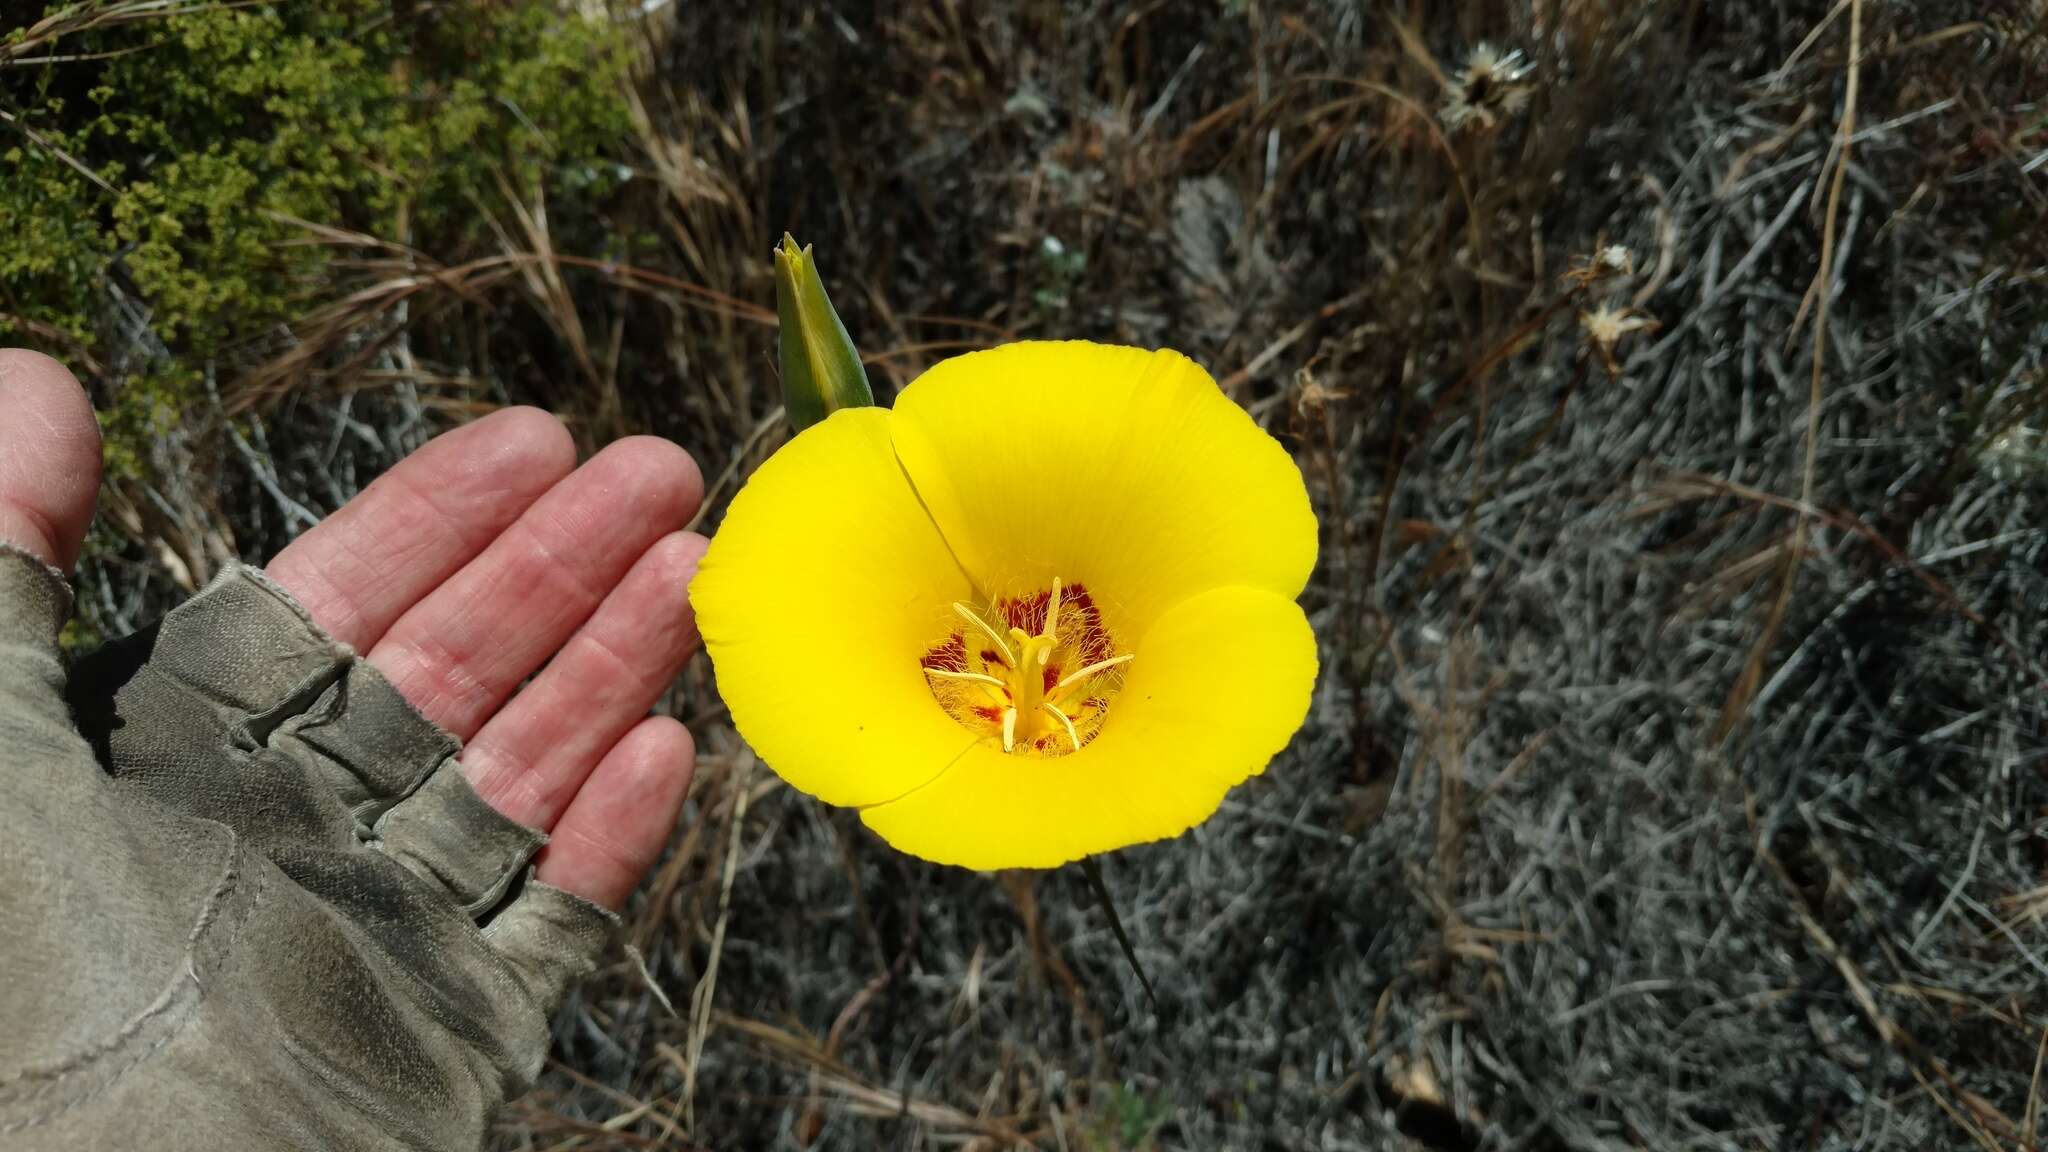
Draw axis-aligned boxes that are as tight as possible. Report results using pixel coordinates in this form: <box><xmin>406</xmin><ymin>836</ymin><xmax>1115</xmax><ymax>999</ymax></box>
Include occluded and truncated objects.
<box><xmin>691</xmin><ymin>408</ymin><xmax>976</xmax><ymax>808</ymax></box>
<box><xmin>889</xmin><ymin>341</ymin><xmax>1317</xmax><ymax>639</ymax></box>
<box><xmin>859</xmin><ymin>585</ymin><xmax>1317</xmax><ymax>869</ymax></box>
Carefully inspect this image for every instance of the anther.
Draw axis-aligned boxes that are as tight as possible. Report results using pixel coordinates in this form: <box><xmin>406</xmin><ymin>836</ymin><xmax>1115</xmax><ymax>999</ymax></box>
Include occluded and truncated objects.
<box><xmin>1053</xmin><ymin>653</ymin><xmax>1134</xmax><ymax>694</ymax></box>
<box><xmin>1000</xmin><ymin>707</ymin><xmax>1018</xmax><ymax>752</ymax></box>
<box><xmin>921</xmin><ymin>667</ymin><xmax>1007</xmax><ymax>689</ymax></box>
<box><xmin>953</xmin><ymin>602</ymin><xmax>1016</xmax><ymax>665</ymax></box>
<box><xmin>922</xmin><ymin>667</ymin><xmax>1010</xmax><ymax>705</ymax></box>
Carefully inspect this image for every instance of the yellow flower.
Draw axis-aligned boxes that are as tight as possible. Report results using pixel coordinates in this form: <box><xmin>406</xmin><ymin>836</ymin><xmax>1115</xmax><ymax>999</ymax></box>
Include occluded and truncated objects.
<box><xmin>691</xmin><ymin>341</ymin><xmax>1319</xmax><ymax>869</ymax></box>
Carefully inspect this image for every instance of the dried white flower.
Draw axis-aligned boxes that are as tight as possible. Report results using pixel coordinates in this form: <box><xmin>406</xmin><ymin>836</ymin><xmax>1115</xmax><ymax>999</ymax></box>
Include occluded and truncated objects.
<box><xmin>1581</xmin><ymin>303</ymin><xmax>1654</xmax><ymax>348</ymax></box>
<box><xmin>1441</xmin><ymin>44</ymin><xmax>1532</xmax><ymax>131</ymax></box>
<box><xmin>1565</xmin><ymin>243</ymin><xmax>1637</xmax><ymax>287</ymax></box>
<box><xmin>1580</xmin><ymin>301</ymin><xmax>1658</xmax><ymax>375</ymax></box>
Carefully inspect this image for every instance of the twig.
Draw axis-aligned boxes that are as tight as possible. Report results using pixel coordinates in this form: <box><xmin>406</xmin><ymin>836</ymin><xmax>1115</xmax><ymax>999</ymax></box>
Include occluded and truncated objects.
<box><xmin>1720</xmin><ymin>0</ymin><xmax>1862</xmax><ymax>739</ymax></box>
<box><xmin>685</xmin><ymin>406</ymin><xmax>786</xmax><ymax>534</ymax></box>
<box><xmin>682</xmin><ymin>751</ymin><xmax>755</xmax><ymax>1130</ymax></box>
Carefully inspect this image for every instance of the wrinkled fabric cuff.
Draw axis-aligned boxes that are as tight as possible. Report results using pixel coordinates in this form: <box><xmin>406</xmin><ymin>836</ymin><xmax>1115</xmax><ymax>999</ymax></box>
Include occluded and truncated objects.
<box><xmin>376</xmin><ymin>762</ymin><xmax>549</xmax><ymax>916</ymax></box>
<box><xmin>150</xmin><ymin>563</ymin><xmax>354</xmax><ymax>716</ymax></box>
<box><xmin>92</xmin><ymin>563</ymin><xmax>564</xmax><ymax>918</ymax></box>
<box><xmin>486</xmin><ymin>880</ymin><xmax>620</xmax><ymax>1017</ymax></box>
<box><xmin>0</xmin><ymin>542</ymin><xmax>72</xmax><ymax>648</ymax></box>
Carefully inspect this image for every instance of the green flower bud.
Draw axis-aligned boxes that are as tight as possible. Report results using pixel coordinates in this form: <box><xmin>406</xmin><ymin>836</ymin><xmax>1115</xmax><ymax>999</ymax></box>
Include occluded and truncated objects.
<box><xmin>774</xmin><ymin>234</ymin><xmax>873</xmax><ymax>431</ymax></box>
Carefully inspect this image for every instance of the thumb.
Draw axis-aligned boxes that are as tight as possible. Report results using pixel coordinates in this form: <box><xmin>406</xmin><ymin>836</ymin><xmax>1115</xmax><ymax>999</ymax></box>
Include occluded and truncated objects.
<box><xmin>0</xmin><ymin>350</ymin><xmax>101</xmax><ymax>572</ymax></box>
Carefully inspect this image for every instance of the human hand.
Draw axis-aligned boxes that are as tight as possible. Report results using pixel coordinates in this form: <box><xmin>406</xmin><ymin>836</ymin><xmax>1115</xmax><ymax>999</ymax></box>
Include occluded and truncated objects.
<box><xmin>2</xmin><ymin>348</ymin><xmax>706</xmax><ymax>910</ymax></box>
<box><xmin>0</xmin><ymin>348</ymin><xmax>706</xmax><ymax>1150</ymax></box>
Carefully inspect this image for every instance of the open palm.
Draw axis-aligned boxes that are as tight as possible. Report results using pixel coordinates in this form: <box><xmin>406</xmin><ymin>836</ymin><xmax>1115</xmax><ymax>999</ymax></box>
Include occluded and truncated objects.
<box><xmin>0</xmin><ymin>349</ymin><xmax>704</xmax><ymax>910</ymax></box>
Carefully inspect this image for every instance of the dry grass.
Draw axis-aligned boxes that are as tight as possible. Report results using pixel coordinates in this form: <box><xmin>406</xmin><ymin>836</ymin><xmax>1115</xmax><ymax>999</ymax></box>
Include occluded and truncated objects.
<box><xmin>22</xmin><ymin>0</ymin><xmax>2048</xmax><ymax>1148</ymax></box>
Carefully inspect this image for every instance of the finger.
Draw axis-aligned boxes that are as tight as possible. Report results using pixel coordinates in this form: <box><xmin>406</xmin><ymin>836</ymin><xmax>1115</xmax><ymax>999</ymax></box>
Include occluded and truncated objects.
<box><xmin>533</xmin><ymin>715</ymin><xmax>694</xmax><ymax>910</ymax></box>
<box><xmin>366</xmin><ymin>437</ymin><xmax>703</xmax><ymax>740</ymax></box>
<box><xmin>265</xmin><ymin>406</ymin><xmax>576</xmax><ymax>652</ymax></box>
<box><xmin>0</xmin><ymin>350</ymin><xmax>100</xmax><ymax>571</ymax></box>
<box><xmin>463</xmin><ymin>530</ymin><xmax>706</xmax><ymax>830</ymax></box>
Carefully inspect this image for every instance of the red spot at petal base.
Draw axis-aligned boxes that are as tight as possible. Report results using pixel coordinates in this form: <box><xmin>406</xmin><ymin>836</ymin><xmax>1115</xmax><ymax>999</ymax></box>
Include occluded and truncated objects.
<box><xmin>923</xmin><ymin>633</ymin><xmax>967</xmax><ymax>671</ymax></box>
<box><xmin>921</xmin><ymin>582</ymin><xmax>1126</xmax><ymax>757</ymax></box>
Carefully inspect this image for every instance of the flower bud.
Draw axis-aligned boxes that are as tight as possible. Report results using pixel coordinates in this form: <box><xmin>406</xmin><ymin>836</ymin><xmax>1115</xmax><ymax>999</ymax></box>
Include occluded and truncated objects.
<box><xmin>774</xmin><ymin>234</ymin><xmax>873</xmax><ymax>431</ymax></box>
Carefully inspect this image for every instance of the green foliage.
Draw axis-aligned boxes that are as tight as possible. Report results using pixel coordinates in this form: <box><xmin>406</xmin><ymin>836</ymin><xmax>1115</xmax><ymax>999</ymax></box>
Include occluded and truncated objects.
<box><xmin>95</xmin><ymin>365</ymin><xmax>192</xmax><ymax>482</ymax></box>
<box><xmin>58</xmin><ymin>614</ymin><xmax>99</xmax><ymax>653</ymax></box>
<box><xmin>1083</xmin><ymin>1082</ymin><xmax>1171</xmax><ymax>1150</ymax></box>
<box><xmin>1031</xmin><ymin>233</ymin><xmax>1087</xmax><ymax>320</ymax></box>
<box><xmin>0</xmin><ymin>1</ymin><xmax>634</xmax><ymax>397</ymax></box>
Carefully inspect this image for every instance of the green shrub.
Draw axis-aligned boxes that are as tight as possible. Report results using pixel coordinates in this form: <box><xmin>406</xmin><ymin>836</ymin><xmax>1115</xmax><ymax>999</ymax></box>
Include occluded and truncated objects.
<box><xmin>1</xmin><ymin>1</ymin><xmax>634</xmax><ymax>419</ymax></box>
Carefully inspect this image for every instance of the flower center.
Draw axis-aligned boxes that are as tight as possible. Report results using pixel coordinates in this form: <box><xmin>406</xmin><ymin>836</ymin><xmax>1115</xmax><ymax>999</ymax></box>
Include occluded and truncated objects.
<box><xmin>920</xmin><ymin>578</ymin><xmax>1132</xmax><ymax>757</ymax></box>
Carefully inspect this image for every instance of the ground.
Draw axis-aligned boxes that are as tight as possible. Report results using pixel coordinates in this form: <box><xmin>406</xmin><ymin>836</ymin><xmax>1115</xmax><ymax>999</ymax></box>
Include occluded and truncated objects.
<box><xmin>5</xmin><ymin>2</ymin><xmax>2047</xmax><ymax>1149</ymax></box>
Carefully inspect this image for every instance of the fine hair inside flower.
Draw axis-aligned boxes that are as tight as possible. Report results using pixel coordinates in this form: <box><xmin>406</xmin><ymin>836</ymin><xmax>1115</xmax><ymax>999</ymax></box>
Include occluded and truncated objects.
<box><xmin>920</xmin><ymin>577</ymin><xmax>1135</xmax><ymax>756</ymax></box>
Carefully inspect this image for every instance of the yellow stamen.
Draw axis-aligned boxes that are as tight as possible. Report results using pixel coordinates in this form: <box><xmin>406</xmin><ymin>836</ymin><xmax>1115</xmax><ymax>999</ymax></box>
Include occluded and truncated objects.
<box><xmin>930</xmin><ymin>578</ymin><xmax>1132</xmax><ymax>757</ymax></box>
<box><xmin>1041</xmin><ymin>701</ymin><xmax>1080</xmax><ymax>751</ymax></box>
<box><xmin>922</xmin><ymin>667</ymin><xmax>1010</xmax><ymax>707</ymax></box>
<box><xmin>921</xmin><ymin>667</ymin><xmax>1007</xmax><ymax>690</ymax></box>
<box><xmin>1053</xmin><ymin>653</ymin><xmax>1135</xmax><ymax>695</ymax></box>
<box><xmin>953</xmin><ymin>601</ymin><xmax>1016</xmax><ymax>665</ymax></box>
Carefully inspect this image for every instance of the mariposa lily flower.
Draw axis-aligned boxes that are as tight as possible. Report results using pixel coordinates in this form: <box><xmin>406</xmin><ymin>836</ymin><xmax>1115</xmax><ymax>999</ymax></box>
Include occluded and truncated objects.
<box><xmin>692</xmin><ymin>341</ymin><xmax>1318</xmax><ymax>869</ymax></box>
